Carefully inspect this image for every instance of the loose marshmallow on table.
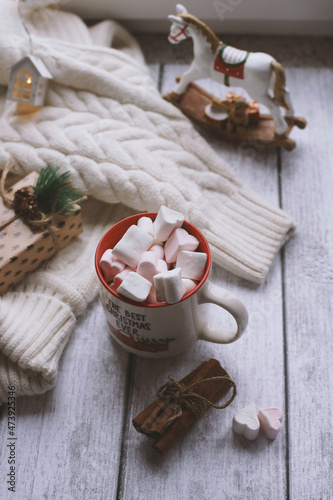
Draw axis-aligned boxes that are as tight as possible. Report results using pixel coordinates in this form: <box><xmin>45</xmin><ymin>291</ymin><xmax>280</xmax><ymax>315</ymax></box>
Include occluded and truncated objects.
<box><xmin>258</xmin><ymin>408</ymin><xmax>283</xmax><ymax>440</ymax></box>
<box><xmin>99</xmin><ymin>249</ymin><xmax>126</xmax><ymax>282</ymax></box>
<box><xmin>153</xmin><ymin>205</ymin><xmax>184</xmax><ymax>242</ymax></box>
<box><xmin>137</xmin><ymin>216</ymin><xmax>154</xmax><ymax>238</ymax></box>
<box><xmin>232</xmin><ymin>404</ymin><xmax>260</xmax><ymax>441</ymax></box>
<box><xmin>176</xmin><ymin>250</ymin><xmax>207</xmax><ymax>281</ymax></box>
<box><xmin>164</xmin><ymin>228</ymin><xmax>199</xmax><ymax>263</ymax></box>
<box><xmin>112</xmin><ymin>224</ymin><xmax>153</xmax><ymax>268</ymax></box>
<box><xmin>153</xmin><ymin>267</ymin><xmax>183</xmax><ymax>304</ymax></box>
<box><xmin>117</xmin><ymin>271</ymin><xmax>152</xmax><ymax>303</ymax></box>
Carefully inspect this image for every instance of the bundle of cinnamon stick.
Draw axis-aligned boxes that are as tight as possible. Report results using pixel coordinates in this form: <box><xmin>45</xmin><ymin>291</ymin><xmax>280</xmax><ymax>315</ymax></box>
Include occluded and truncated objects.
<box><xmin>132</xmin><ymin>358</ymin><xmax>236</xmax><ymax>454</ymax></box>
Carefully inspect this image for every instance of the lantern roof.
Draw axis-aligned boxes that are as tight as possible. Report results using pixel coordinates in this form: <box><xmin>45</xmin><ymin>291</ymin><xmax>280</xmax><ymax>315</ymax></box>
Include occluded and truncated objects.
<box><xmin>9</xmin><ymin>55</ymin><xmax>53</xmax><ymax>80</ymax></box>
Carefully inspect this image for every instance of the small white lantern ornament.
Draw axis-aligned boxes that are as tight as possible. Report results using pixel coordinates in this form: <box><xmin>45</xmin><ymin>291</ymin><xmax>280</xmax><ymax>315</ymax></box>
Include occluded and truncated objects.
<box><xmin>7</xmin><ymin>55</ymin><xmax>52</xmax><ymax>108</ymax></box>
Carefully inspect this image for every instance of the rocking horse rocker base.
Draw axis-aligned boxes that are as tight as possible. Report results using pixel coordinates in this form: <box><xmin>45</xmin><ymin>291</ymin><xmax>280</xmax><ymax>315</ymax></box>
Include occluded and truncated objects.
<box><xmin>164</xmin><ymin>83</ymin><xmax>306</xmax><ymax>152</ymax></box>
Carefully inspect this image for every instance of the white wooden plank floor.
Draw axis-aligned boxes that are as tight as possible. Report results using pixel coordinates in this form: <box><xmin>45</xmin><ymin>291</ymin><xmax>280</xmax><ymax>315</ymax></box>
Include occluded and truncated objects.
<box><xmin>0</xmin><ymin>36</ymin><xmax>332</xmax><ymax>500</ymax></box>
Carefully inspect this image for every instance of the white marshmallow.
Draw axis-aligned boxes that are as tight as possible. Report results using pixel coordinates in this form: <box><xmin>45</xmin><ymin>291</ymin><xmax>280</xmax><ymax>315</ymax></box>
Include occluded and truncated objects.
<box><xmin>176</xmin><ymin>250</ymin><xmax>207</xmax><ymax>281</ymax></box>
<box><xmin>137</xmin><ymin>216</ymin><xmax>154</xmax><ymax>238</ymax></box>
<box><xmin>112</xmin><ymin>225</ymin><xmax>154</xmax><ymax>268</ymax></box>
<box><xmin>182</xmin><ymin>278</ymin><xmax>198</xmax><ymax>295</ymax></box>
<box><xmin>99</xmin><ymin>250</ymin><xmax>126</xmax><ymax>282</ymax></box>
<box><xmin>157</xmin><ymin>258</ymin><xmax>168</xmax><ymax>274</ymax></box>
<box><xmin>153</xmin><ymin>205</ymin><xmax>184</xmax><ymax>242</ymax></box>
<box><xmin>232</xmin><ymin>404</ymin><xmax>260</xmax><ymax>441</ymax></box>
<box><xmin>153</xmin><ymin>273</ymin><xmax>166</xmax><ymax>302</ymax></box>
<box><xmin>117</xmin><ymin>271</ymin><xmax>152</xmax><ymax>303</ymax></box>
<box><xmin>113</xmin><ymin>267</ymin><xmax>134</xmax><ymax>289</ymax></box>
<box><xmin>153</xmin><ymin>267</ymin><xmax>184</xmax><ymax>304</ymax></box>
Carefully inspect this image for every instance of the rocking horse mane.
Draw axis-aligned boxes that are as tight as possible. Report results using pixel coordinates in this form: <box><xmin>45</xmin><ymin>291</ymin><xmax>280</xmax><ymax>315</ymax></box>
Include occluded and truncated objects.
<box><xmin>178</xmin><ymin>13</ymin><xmax>221</xmax><ymax>54</ymax></box>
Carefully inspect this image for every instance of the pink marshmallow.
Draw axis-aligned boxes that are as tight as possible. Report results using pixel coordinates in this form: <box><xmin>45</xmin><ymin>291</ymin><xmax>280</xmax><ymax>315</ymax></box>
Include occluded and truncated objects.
<box><xmin>99</xmin><ymin>249</ymin><xmax>126</xmax><ymax>282</ymax></box>
<box><xmin>145</xmin><ymin>285</ymin><xmax>158</xmax><ymax>304</ymax></box>
<box><xmin>109</xmin><ymin>259</ymin><xmax>126</xmax><ymax>280</ymax></box>
<box><xmin>137</xmin><ymin>251</ymin><xmax>161</xmax><ymax>283</ymax></box>
<box><xmin>258</xmin><ymin>408</ymin><xmax>283</xmax><ymax>440</ymax></box>
<box><xmin>149</xmin><ymin>244</ymin><xmax>164</xmax><ymax>260</ymax></box>
<box><xmin>99</xmin><ymin>249</ymin><xmax>114</xmax><ymax>282</ymax></box>
<box><xmin>164</xmin><ymin>228</ymin><xmax>199</xmax><ymax>264</ymax></box>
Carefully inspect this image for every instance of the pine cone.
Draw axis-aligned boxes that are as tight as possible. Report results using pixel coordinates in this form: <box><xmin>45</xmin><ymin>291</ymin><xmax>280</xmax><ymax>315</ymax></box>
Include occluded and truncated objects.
<box><xmin>14</xmin><ymin>187</ymin><xmax>31</xmax><ymax>205</ymax></box>
<box><xmin>19</xmin><ymin>195</ymin><xmax>40</xmax><ymax>220</ymax></box>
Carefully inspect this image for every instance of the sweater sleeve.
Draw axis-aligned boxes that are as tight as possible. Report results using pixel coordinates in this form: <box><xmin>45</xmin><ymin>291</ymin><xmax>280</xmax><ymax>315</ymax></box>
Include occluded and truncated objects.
<box><xmin>0</xmin><ymin>292</ymin><xmax>75</xmax><ymax>403</ymax></box>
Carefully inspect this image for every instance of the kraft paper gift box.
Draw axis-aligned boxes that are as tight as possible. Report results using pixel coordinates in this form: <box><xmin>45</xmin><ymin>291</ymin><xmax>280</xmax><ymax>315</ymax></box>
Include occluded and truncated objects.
<box><xmin>0</xmin><ymin>171</ymin><xmax>83</xmax><ymax>295</ymax></box>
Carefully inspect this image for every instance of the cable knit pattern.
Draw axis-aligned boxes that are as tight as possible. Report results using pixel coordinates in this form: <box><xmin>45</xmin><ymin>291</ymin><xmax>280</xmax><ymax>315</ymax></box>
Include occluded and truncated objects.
<box><xmin>0</xmin><ymin>5</ymin><xmax>295</xmax><ymax>403</ymax></box>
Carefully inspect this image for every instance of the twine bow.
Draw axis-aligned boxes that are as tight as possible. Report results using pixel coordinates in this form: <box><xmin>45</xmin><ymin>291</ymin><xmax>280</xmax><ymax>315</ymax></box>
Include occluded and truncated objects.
<box><xmin>156</xmin><ymin>375</ymin><xmax>237</xmax><ymax>426</ymax></box>
<box><xmin>0</xmin><ymin>157</ymin><xmax>87</xmax><ymax>251</ymax></box>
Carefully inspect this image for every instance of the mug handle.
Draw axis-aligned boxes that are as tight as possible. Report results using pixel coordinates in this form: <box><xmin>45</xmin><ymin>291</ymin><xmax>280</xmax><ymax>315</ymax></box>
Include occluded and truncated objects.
<box><xmin>197</xmin><ymin>281</ymin><xmax>248</xmax><ymax>344</ymax></box>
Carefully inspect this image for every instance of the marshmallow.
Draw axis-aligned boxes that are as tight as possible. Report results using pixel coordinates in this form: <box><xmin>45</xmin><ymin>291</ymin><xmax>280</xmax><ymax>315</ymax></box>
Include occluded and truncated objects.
<box><xmin>176</xmin><ymin>250</ymin><xmax>207</xmax><ymax>281</ymax></box>
<box><xmin>109</xmin><ymin>258</ymin><xmax>126</xmax><ymax>280</ymax></box>
<box><xmin>99</xmin><ymin>249</ymin><xmax>126</xmax><ymax>282</ymax></box>
<box><xmin>164</xmin><ymin>228</ymin><xmax>199</xmax><ymax>263</ymax></box>
<box><xmin>232</xmin><ymin>404</ymin><xmax>260</xmax><ymax>441</ymax></box>
<box><xmin>146</xmin><ymin>285</ymin><xmax>158</xmax><ymax>304</ymax></box>
<box><xmin>99</xmin><ymin>249</ymin><xmax>114</xmax><ymax>282</ymax></box>
<box><xmin>153</xmin><ymin>273</ymin><xmax>166</xmax><ymax>302</ymax></box>
<box><xmin>113</xmin><ymin>267</ymin><xmax>134</xmax><ymax>289</ymax></box>
<box><xmin>117</xmin><ymin>271</ymin><xmax>152</xmax><ymax>303</ymax></box>
<box><xmin>137</xmin><ymin>251</ymin><xmax>159</xmax><ymax>283</ymax></box>
<box><xmin>157</xmin><ymin>258</ymin><xmax>168</xmax><ymax>274</ymax></box>
<box><xmin>182</xmin><ymin>278</ymin><xmax>198</xmax><ymax>295</ymax></box>
<box><xmin>258</xmin><ymin>408</ymin><xmax>283</xmax><ymax>440</ymax></box>
<box><xmin>112</xmin><ymin>225</ymin><xmax>154</xmax><ymax>268</ymax></box>
<box><xmin>149</xmin><ymin>244</ymin><xmax>164</xmax><ymax>260</ymax></box>
<box><xmin>137</xmin><ymin>216</ymin><xmax>154</xmax><ymax>238</ymax></box>
<box><xmin>153</xmin><ymin>205</ymin><xmax>184</xmax><ymax>242</ymax></box>
<box><xmin>153</xmin><ymin>267</ymin><xmax>183</xmax><ymax>304</ymax></box>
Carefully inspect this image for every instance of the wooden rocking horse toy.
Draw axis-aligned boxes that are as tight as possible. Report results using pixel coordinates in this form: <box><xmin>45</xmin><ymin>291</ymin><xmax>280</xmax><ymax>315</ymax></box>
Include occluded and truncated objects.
<box><xmin>164</xmin><ymin>4</ymin><xmax>306</xmax><ymax>151</ymax></box>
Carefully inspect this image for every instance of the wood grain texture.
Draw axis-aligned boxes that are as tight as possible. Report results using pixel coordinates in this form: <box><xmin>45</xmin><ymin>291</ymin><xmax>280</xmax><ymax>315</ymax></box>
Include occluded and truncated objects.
<box><xmin>280</xmin><ymin>67</ymin><xmax>333</xmax><ymax>500</ymax></box>
<box><xmin>0</xmin><ymin>299</ymin><xmax>130</xmax><ymax>500</ymax></box>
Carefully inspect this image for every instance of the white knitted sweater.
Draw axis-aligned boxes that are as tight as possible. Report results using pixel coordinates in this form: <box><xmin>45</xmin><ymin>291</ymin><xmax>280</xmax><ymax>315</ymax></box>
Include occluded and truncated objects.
<box><xmin>0</xmin><ymin>4</ymin><xmax>295</xmax><ymax>404</ymax></box>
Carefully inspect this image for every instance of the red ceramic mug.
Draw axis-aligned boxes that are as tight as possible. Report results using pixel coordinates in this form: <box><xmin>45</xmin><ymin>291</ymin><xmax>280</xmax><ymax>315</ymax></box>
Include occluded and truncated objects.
<box><xmin>95</xmin><ymin>213</ymin><xmax>248</xmax><ymax>358</ymax></box>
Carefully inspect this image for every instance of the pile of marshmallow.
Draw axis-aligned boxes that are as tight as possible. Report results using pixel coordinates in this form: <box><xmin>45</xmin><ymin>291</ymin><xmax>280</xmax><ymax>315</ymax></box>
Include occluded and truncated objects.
<box><xmin>99</xmin><ymin>206</ymin><xmax>207</xmax><ymax>304</ymax></box>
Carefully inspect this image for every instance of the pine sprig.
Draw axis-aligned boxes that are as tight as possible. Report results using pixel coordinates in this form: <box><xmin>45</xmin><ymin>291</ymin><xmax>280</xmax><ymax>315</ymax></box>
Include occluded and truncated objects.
<box><xmin>34</xmin><ymin>165</ymin><xmax>83</xmax><ymax>215</ymax></box>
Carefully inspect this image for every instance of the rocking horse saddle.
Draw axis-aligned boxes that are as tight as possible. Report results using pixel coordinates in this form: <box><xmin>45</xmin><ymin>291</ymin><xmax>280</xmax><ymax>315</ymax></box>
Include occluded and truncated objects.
<box><xmin>214</xmin><ymin>44</ymin><xmax>250</xmax><ymax>86</ymax></box>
